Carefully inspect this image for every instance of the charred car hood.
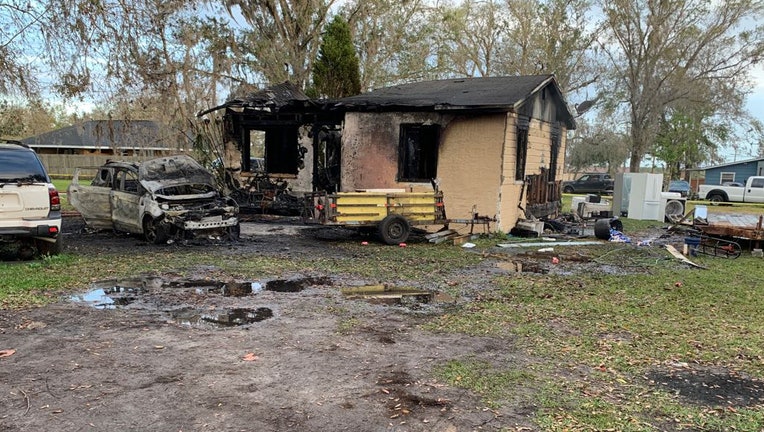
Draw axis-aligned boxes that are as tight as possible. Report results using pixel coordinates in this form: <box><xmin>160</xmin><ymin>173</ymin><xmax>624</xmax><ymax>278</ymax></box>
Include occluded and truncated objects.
<box><xmin>139</xmin><ymin>155</ymin><xmax>217</xmax><ymax>194</ymax></box>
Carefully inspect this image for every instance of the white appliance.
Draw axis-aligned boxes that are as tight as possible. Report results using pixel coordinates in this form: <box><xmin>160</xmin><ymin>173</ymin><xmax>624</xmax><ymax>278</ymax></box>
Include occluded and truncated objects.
<box><xmin>660</xmin><ymin>192</ymin><xmax>686</xmax><ymax>222</ymax></box>
<box><xmin>612</xmin><ymin>173</ymin><xmax>664</xmax><ymax>221</ymax></box>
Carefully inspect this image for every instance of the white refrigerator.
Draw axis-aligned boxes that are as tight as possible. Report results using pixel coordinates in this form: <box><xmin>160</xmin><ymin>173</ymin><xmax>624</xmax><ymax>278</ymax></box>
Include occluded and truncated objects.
<box><xmin>613</xmin><ymin>173</ymin><xmax>664</xmax><ymax>221</ymax></box>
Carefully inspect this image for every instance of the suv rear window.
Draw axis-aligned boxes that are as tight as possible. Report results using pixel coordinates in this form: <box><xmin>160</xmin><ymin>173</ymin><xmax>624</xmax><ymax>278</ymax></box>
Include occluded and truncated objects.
<box><xmin>0</xmin><ymin>150</ymin><xmax>49</xmax><ymax>182</ymax></box>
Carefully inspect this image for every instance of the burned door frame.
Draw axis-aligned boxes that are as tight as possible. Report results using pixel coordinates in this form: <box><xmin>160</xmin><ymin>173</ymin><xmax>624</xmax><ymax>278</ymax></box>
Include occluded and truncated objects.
<box><xmin>110</xmin><ymin>167</ymin><xmax>143</xmax><ymax>234</ymax></box>
<box><xmin>524</xmin><ymin>122</ymin><xmax>563</xmax><ymax>219</ymax></box>
<box><xmin>312</xmin><ymin>124</ymin><xmax>342</xmax><ymax>193</ymax></box>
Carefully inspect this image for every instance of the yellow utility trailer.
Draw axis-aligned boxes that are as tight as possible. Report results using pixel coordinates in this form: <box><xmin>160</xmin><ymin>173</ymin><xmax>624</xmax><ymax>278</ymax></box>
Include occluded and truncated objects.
<box><xmin>304</xmin><ymin>190</ymin><xmax>447</xmax><ymax>244</ymax></box>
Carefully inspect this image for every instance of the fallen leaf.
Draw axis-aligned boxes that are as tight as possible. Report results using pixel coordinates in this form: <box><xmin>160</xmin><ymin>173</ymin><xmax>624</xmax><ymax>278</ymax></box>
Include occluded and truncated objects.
<box><xmin>242</xmin><ymin>352</ymin><xmax>259</xmax><ymax>361</ymax></box>
<box><xmin>0</xmin><ymin>349</ymin><xmax>16</xmax><ymax>358</ymax></box>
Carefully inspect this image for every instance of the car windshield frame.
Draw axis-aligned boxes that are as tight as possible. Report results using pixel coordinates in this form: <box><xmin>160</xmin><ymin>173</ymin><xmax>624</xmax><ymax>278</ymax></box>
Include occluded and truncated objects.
<box><xmin>139</xmin><ymin>156</ymin><xmax>216</xmax><ymax>184</ymax></box>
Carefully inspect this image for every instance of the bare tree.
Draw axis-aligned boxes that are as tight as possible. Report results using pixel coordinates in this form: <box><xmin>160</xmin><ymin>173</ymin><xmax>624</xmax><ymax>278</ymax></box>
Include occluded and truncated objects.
<box><xmin>1</xmin><ymin>1</ymin><xmax>62</xmax><ymax>95</ymax></box>
<box><xmin>566</xmin><ymin>117</ymin><xmax>630</xmax><ymax>174</ymax></box>
<box><xmin>433</xmin><ymin>0</ymin><xmax>508</xmax><ymax>77</ymax></box>
<box><xmin>226</xmin><ymin>0</ymin><xmax>336</xmax><ymax>88</ymax></box>
<box><xmin>507</xmin><ymin>0</ymin><xmax>600</xmax><ymax>93</ymax></box>
<box><xmin>425</xmin><ymin>0</ymin><xmax>599</xmax><ymax>93</ymax></box>
<box><xmin>343</xmin><ymin>0</ymin><xmax>440</xmax><ymax>89</ymax></box>
<box><xmin>598</xmin><ymin>0</ymin><xmax>764</xmax><ymax>172</ymax></box>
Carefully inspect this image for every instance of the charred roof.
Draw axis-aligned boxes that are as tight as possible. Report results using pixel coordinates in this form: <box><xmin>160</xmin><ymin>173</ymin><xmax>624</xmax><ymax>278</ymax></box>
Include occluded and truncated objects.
<box><xmin>333</xmin><ymin>75</ymin><xmax>576</xmax><ymax>128</ymax></box>
<box><xmin>230</xmin><ymin>81</ymin><xmax>310</xmax><ymax>107</ymax></box>
<box><xmin>200</xmin><ymin>76</ymin><xmax>576</xmax><ymax>129</ymax></box>
<box><xmin>198</xmin><ymin>82</ymin><xmax>315</xmax><ymax>117</ymax></box>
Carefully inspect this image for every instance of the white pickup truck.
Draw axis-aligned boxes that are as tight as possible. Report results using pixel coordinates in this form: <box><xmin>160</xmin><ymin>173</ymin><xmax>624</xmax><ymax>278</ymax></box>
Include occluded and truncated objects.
<box><xmin>698</xmin><ymin>176</ymin><xmax>764</xmax><ymax>203</ymax></box>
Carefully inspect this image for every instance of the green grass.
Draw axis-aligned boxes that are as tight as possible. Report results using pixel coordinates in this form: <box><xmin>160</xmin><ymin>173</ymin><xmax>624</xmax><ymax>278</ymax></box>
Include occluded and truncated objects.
<box><xmin>51</xmin><ymin>179</ymin><xmax>76</xmax><ymax>211</ymax></box>
<box><xmin>425</xmin><ymin>250</ymin><xmax>764</xmax><ymax>430</ymax></box>
<box><xmin>433</xmin><ymin>359</ymin><xmax>534</xmax><ymax>408</ymax></box>
<box><xmin>51</xmin><ymin>178</ymin><xmax>71</xmax><ymax>192</ymax></box>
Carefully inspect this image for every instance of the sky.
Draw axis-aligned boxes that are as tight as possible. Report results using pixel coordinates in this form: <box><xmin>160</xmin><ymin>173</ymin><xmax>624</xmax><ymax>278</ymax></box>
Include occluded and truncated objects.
<box><xmin>717</xmin><ymin>63</ymin><xmax>764</xmax><ymax>164</ymax></box>
<box><xmin>744</xmin><ymin>63</ymin><xmax>764</xmax><ymax>156</ymax></box>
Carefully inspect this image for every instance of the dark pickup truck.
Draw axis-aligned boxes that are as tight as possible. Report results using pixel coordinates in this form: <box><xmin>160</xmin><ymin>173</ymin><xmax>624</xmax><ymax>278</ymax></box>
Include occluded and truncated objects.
<box><xmin>562</xmin><ymin>173</ymin><xmax>614</xmax><ymax>194</ymax></box>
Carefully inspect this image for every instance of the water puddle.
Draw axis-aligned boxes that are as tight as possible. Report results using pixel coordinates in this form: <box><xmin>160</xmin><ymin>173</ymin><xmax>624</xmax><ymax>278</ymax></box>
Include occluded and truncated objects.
<box><xmin>69</xmin><ymin>284</ymin><xmax>146</xmax><ymax>309</ymax></box>
<box><xmin>341</xmin><ymin>284</ymin><xmax>433</xmax><ymax>305</ymax></box>
<box><xmin>170</xmin><ymin>307</ymin><xmax>273</xmax><ymax>328</ymax></box>
<box><xmin>69</xmin><ymin>276</ymin><xmax>335</xmax><ymax>329</ymax></box>
<box><xmin>70</xmin><ymin>276</ymin><xmax>334</xmax><ymax>308</ymax></box>
<box><xmin>265</xmin><ymin>276</ymin><xmax>332</xmax><ymax>292</ymax></box>
<box><xmin>496</xmin><ymin>261</ymin><xmax>547</xmax><ymax>273</ymax></box>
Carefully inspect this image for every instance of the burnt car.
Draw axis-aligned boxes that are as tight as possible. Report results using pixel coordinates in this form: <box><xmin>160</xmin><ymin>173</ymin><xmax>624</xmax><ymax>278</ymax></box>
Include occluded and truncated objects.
<box><xmin>68</xmin><ymin>155</ymin><xmax>239</xmax><ymax>243</ymax></box>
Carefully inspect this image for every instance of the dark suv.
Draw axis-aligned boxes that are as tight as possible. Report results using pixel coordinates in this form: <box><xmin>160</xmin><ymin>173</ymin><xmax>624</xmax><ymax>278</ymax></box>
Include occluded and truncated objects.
<box><xmin>0</xmin><ymin>140</ymin><xmax>62</xmax><ymax>258</ymax></box>
<box><xmin>562</xmin><ymin>173</ymin><xmax>614</xmax><ymax>194</ymax></box>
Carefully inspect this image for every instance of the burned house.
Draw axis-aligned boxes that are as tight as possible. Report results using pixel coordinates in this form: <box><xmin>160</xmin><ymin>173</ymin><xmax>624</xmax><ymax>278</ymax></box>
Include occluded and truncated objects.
<box><xmin>202</xmin><ymin>75</ymin><xmax>576</xmax><ymax>232</ymax></box>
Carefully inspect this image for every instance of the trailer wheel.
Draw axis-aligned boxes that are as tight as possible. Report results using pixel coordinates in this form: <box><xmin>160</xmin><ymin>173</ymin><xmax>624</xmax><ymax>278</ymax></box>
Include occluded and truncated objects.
<box><xmin>378</xmin><ymin>214</ymin><xmax>410</xmax><ymax>245</ymax></box>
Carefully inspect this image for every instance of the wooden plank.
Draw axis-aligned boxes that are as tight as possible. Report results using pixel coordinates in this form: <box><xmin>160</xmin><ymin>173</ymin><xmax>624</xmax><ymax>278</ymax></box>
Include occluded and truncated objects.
<box><xmin>665</xmin><ymin>245</ymin><xmax>707</xmax><ymax>269</ymax></box>
<box><xmin>425</xmin><ymin>229</ymin><xmax>457</xmax><ymax>240</ymax></box>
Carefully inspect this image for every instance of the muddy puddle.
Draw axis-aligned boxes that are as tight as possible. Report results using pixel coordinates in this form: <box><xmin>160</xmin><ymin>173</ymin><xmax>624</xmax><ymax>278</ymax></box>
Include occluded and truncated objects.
<box><xmin>69</xmin><ymin>276</ymin><xmax>332</xmax><ymax>328</ymax></box>
<box><xmin>70</xmin><ymin>276</ymin><xmax>449</xmax><ymax>325</ymax></box>
<box><xmin>71</xmin><ymin>276</ymin><xmax>333</xmax><ymax>302</ymax></box>
<box><xmin>341</xmin><ymin>284</ymin><xmax>453</xmax><ymax>306</ymax></box>
<box><xmin>170</xmin><ymin>307</ymin><xmax>274</xmax><ymax>328</ymax></box>
<box><xmin>496</xmin><ymin>260</ymin><xmax>547</xmax><ymax>274</ymax></box>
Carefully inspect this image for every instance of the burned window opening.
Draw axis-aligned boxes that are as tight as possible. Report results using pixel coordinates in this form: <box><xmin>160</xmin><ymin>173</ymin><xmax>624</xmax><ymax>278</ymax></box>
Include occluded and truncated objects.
<box><xmin>549</xmin><ymin>124</ymin><xmax>560</xmax><ymax>180</ymax></box>
<box><xmin>515</xmin><ymin>117</ymin><xmax>529</xmax><ymax>181</ymax></box>
<box><xmin>398</xmin><ymin>124</ymin><xmax>439</xmax><ymax>182</ymax></box>
<box><xmin>92</xmin><ymin>168</ymin><xmax>114</xmax><ymax>188</ymax></box>
<box><xmin>241</xmin><ymin>127</ymin><xmax>301</xmax><ymax>175</ymax></box>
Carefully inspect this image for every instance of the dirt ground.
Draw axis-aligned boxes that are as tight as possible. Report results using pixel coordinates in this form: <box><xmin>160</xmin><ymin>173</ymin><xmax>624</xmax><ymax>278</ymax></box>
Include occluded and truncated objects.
<box><xmin>0</xmin><ymin>216</ymin><xmax>750</xmax><ymax>431</ymax></box>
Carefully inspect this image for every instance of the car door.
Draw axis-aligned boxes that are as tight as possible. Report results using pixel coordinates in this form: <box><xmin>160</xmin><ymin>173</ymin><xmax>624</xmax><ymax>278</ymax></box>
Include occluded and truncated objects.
<box><xmin>110</xmin><ymin>168</ymin><xmax>143</xmax><ymax>234</ymax></box>
<box><xmin>67</xmin><ymin>167</ymin><xmax>114</xmax><ymax>230</ymax></box>
<box><xmin>746</xmin><ymin>177</ymin><xmax>764</xmax><ymax>203</ymax></box>
<box><xmin>593</xmin><ymin>175</ymin><xmax>611</xmax><ymax>193</ymax></box>
<box><xmin>583</xmin><ymin>175</ymin><xmax>601</xmax><ymax>193</ymax></box>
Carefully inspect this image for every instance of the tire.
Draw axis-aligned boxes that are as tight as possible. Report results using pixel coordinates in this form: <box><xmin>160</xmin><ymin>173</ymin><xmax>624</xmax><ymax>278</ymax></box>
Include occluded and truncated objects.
<box><xmin>226</xmin><ymin>222</ymin><xmax>241</xmax><ymax>241</ymax></box>
<box><xmin>143</xmin><ymin>216</ymin><xmax>170</xmax><ymax>244</ymax></box>
<box><xmin>708</xmin><ymin>193</ymin><xmax>725</xmax><ymax>204</ymax></box>
<box><xmin>377</xmin><ymin>214</ymin><xmax>411</xmax><ymax>245</ymax></box>
<box><xmin>594</xmin><ymin>218</ymin><xmax>623</xmax><ymax>240</ymax></box>
<box><xmin>36</xmin><ymin>236</ymin><xmax>62</xmax><ymax>256</ymax></box>
<box><xmin>563</xmin><ymin>186</ymin><xmax>574</xmax><ymax>193</ymax></box>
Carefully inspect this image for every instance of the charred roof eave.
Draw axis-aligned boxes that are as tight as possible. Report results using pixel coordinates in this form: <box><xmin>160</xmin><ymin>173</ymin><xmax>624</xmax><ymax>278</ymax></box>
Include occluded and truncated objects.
<box><xmin>328</xmin><ymin>102</ymin><xmax>518</xmax><ymax>115</ymax></box>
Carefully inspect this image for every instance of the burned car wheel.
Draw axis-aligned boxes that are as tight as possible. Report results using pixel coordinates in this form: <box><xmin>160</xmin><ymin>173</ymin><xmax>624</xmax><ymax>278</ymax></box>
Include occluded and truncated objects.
<box><xmin>143</xmin><ymin>216</ymin><xmax>170</xmax><ymax>244</ymax></box>
<box><xmin>226</xmin><ymin>223</ymin><xmax>241</xmax><ymax>241</ymax></box>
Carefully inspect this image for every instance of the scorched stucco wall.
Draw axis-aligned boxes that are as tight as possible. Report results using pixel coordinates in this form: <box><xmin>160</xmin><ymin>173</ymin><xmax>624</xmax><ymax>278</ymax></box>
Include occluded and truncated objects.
<box><xmin>436</xmin><ymin>115</ymin><xmax>504</xmax><ymax>223</ymax></box>
<box><xmin>340</xmin><ymin>112</ymin><xmax>504</xmax><ymax>227</ymax></box>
